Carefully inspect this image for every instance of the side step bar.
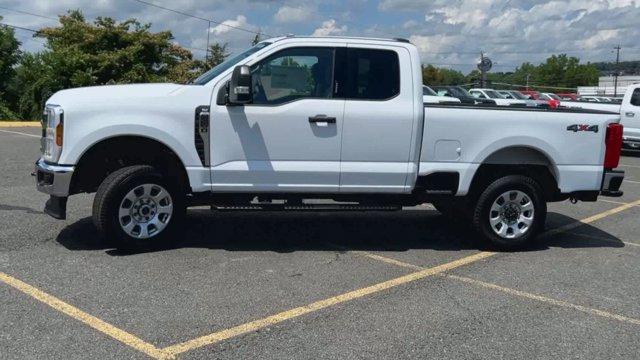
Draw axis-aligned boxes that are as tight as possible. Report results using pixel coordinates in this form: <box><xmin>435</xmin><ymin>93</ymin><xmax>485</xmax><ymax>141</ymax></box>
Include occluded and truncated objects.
<box><xmin>212</xmin><ymin>204</ymin><xmax>402</xmax><ymax>211</ymax></box>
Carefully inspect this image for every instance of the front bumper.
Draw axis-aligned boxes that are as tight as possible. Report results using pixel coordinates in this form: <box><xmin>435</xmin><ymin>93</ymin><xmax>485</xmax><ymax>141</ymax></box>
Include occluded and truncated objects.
<box><xmin>35</xmin><ymin>158</ymin><xmax>74</xmax><ymax>219</ymax></box>
<box><xmin>35</xmin><ymin>158</ymin><xmax>74</xmax><ymax>197</ymax></box>
<box><xmin>623</xmin><ymin>136</ymin><xmax>640</xmax><ymax>150</ymax></box>
<box><xmin>601</xmin><ymin>169</ymin><xmax>624</xmax><ymax>197</ymax></box>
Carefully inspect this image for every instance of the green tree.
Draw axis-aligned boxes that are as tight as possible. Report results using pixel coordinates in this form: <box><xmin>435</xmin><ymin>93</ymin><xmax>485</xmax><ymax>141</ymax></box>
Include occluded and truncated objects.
<box><xmin>205</xmin><ymin>42</ymin><xmax>229</xmax><ymax>68</ymax></box>
<box><xmin>13</xmin><ymin>10</ymin><xmax>201</xmax><ymax>119</ymax></box>
<box><xmin>251</xmin><ymin>32</ymin><xmax>261</xmax><ymax>46</ymax></box>
<box><xmin>422</xmin><ymin>65</ymin><xmax>465</xmax><ymax>86</ymax></box>
<box><xmin>0</xmin><ymin>18</ymin><xmax>21</xmax><ymax>119</ymax></box>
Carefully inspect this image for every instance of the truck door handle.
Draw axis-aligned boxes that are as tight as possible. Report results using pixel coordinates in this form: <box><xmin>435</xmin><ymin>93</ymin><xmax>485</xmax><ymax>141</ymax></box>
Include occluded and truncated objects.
<box><xmin>308</xmin><ymin>115</ymin><xmax>336</xmax><ymax>124</ymax></box>
<box><xmin>626</xmin><ymin>112</ymin><xmax>635</xmax><ymax>117</ymax></box>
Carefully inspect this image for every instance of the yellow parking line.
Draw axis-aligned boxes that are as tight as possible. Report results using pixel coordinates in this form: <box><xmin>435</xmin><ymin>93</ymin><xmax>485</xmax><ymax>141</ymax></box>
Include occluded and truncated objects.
<box><xmin>620</xmin><ymin>163</ymin><xmax>640</xmax><ymax>169</ymax></box>
<box><xmin>624</xmin><ymin>179</ymin><xmax>640</xmax><ymax>184</ymax></box>
<box><xmin>542</xmin><ymin>199</ymin><xmax>640</xmax><ymax>237</ymax></box>
<box><xmin>0</xmin><ymin>272</ymin><xmax>172</xmax><ymax>360</ymax></box>
<box><xmin>566</xmin><ymin>232</ymin><xmax>640</xmax><ymax>248</ymax></box>
<box><xmin>597</xmin><ymin>199</ymin><xmax>631</xmax><ymax>206</ymax></box>
<box><xmin>0</xmin><ymin>129</ymin><xmax>40</xmax><ymax>138</ymax></box>
<box><xmin>0</xmin><ymin>121</ymin><xmax>40</xmax><ymax>127</ymax></box>
<box><xmin>161</xmin><ymin>251</ymin><xmax>496</xmax><ymax>356</ymax></box>
<box><xmin>445</xmin><ymin>274</ymin><xmax>640</xmax><ymax>326</ymax></box>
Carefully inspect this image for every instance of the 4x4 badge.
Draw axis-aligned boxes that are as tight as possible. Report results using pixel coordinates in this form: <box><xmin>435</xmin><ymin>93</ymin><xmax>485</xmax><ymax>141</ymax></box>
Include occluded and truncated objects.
<box><xmin>567</xmin><ymin>124</ymin><xmax>598</xmax><ymax>133</ymax></box>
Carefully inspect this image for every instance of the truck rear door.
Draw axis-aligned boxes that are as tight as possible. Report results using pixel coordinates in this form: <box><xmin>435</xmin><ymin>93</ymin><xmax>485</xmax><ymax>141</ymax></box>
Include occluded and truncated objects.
<box><xmin>338</xmin><ymin>44</ymin><xmax>416</xmax><ymax>193</ymax></box>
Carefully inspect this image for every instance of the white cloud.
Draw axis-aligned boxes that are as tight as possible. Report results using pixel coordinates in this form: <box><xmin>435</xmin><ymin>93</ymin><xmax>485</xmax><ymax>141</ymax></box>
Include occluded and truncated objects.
<box><xmin>312</xmin><ymin>19</ymin><xmax>347</xmax><ymax>36</ymax></box>
<box><xmin>273</xmin><ymin>6</ymin><xmax>312</xmax><ymax>23</ymax></box>
<box><xmin>210</xmin><ymin>15</ymin><xmax>250</xmax><ymax>35</ymax></box>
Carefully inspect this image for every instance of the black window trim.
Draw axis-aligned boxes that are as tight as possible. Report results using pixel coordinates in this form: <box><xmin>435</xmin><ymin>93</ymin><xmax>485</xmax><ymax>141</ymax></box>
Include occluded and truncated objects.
<box><xmin>339</xmin><ymin>47</ymin><xmax>402</xmax><ymax>102</ymax></box>
<box><xmin>244</xmin><ymin>46</ymin><xmax>339</xmax><ymax>107</ymax></box>
<box><xmin>631</xmin><ymin>88</ymin><xmax>640</xmax><ymax>107</ymax></box>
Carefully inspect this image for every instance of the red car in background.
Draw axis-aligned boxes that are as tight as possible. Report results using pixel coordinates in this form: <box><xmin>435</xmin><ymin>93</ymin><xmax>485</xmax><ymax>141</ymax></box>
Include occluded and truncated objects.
<box><xmin>519</xmin><ymin>90</ymin><xmax>541</xmax><ymax>99</ymax></box>
<box><xmin>556</xmin><ymin>93</ymin><xmax>578</xmax><ymax>101</ymax></box>
<box><xmin>519</xmin><ymin>89</ymin><xmax>559</xmax><ymax>108</ymax></box>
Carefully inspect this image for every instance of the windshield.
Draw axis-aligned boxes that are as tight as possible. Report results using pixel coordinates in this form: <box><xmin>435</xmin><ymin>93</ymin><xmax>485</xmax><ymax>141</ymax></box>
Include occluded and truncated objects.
<box><xmin>510</xmin><ymin>91</ymin><xmax>528</xmax><ymax>100</ymax></box>
<box><xmin>484</xmin><ymin>90</ymin><xmax>502</xmax><ymax>99</ymax></box>
<box><xmin>422</xmin><ymin>86</ymin><xmax>437</xmax><ymax>96</ymax></box>
<box><xmin>546</xmin><ymin>93</ymin><xmax>561</xmax><ymax>100</ymax></box>
<box><xmin>190</xmin><ymin>42</ymin><xmax>271</xmax><ymax>85</ymax></box>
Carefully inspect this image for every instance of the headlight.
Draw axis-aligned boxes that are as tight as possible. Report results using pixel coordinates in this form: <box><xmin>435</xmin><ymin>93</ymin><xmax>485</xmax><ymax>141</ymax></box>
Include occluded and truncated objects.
<box><xmin>42</xmin><ymin>104</ymin><xmax>64</xmax><ymax>163</ymax></box>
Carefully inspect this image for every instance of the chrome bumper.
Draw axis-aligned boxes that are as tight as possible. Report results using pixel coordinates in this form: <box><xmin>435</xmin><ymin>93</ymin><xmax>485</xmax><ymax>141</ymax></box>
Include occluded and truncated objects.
<box><xmin>35</xmin><ymin>158</ymin><xmax>74</xmax><ymax>197</ymax></box>
<box><xmin>601</xmin><ymin>169</ymin><xmax>624</xmax><ymax>197</ymax></box>
<box><xmin>623</xmin><ymin>137</ymin><xmax>640</xmax><ymax>149</ymax></box>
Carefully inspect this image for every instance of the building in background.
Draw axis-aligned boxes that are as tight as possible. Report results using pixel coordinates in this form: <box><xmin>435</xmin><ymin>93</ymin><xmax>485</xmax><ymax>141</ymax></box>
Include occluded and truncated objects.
<box><xmin>578</xmin><ymin>76</ymin><xmax>640</xmax><ymax>97</ymax></box>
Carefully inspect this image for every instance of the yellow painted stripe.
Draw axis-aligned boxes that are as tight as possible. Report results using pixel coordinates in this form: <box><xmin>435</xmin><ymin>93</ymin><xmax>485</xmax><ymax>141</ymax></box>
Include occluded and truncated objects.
<box><xmin>445</xmin><ymin>274</ymin><xmax>640</xmax><ymax>326</ymax></box>
<box><xmin>0</xmin><ymin>272</ymin><xmax>172</xmax><ymax>360</ymax></box>
<box><xmin>542</xmin><ymin>199</ymin><xmax>640</xmax><ymax>237</ymax></box>
<box><xmin>566</xmin><ymin>232</ymin><xmax>640</xmax><ymax>248</ymax></box>
<box><xmin>0</xmin><ymin>121</ymin><xmax>40</xmax><ymax>127</ymax></box>
<box><xmin>161</xmin><ymin>251</ymin><xmax>496</xmax><ymax>356</ymax></box>
<box><xmin>0</xmin><ymin>129</ymin><xmax>40</xmax><ymax>138</ymax></box>
<box><xmin>620</xmin><ymin>163</ymin><xmax>640</xmax><ymax>169</ymax></box>
<box><xmin>598</xmin><ymin>198</ymin><xmax>631</xmax><ymax>206</ymax></box>
<box><xmin>624</xmin><ymin>179</ymin><xmax>640</xmax><ymax>184</ymax></box>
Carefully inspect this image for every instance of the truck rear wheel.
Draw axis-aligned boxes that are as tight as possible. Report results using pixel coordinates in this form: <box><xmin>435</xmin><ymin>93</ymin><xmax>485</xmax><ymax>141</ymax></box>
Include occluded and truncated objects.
<box><xmin>92</xmin><ymin>165</ymin><xmax>185</xmax><ymax>248</ymax></box>
<box><xmin>472</xmin><ymin>175</ymin><xmax>546</xmax><ymax>250</ymax></box>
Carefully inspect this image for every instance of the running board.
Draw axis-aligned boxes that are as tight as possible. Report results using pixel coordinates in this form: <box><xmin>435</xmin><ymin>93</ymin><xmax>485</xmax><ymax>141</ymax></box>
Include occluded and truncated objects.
<box><xmin>212</xmin><ymin>204</ymin><xmax>402</xmax><ymax>211</ymax></box>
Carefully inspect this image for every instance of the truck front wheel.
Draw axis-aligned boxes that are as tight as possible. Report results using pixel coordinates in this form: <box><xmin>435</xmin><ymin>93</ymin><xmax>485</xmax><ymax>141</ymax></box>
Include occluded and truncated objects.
<box><xmin>472</xmin><ymin>175</ymin><xmax>547</xmax><ymax>250</ymax></box>
<box><xmin>92</xmin><ymin>165</ymin><xmax>185</xmax><ymax>248</ymax></box>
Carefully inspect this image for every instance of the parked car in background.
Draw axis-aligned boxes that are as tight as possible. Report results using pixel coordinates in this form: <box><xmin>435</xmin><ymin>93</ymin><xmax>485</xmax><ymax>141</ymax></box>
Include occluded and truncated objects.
<box><xmin>423</xmin><ymin>86</ymin><xmax>461</xmax><ymax>104</ymax></box>
<box><xmin>621</xmin><ymin>84</ymin><xmax>640</xmax><ymax>149</ymax></box>
<box><xmin>519</xmin><ymin>90</ymin><xmax>541</xmax><ymax>100</ymax></box>
<box><xmin>557</xmin><ymin>93</ymin><xmax>578</xmax><ymax>101</ymax></box>
<box><xmin>538</xmin><ymin>93</ymin><xmax>561</xmax><ymax>108</ymax></box>
<box><xmin>432</xmin><ymin>86</ymin><xmax>496</xmax><ymax>105</ymax></box>
<box><xmin>469</xmin><ymin>88</ymin><xmax>527</xmax><ymax>106</ymax></box>
<box><xmin>497</xmin><ymin>90</ymin><xmax>540</xmax><ymax>107</ymax></box>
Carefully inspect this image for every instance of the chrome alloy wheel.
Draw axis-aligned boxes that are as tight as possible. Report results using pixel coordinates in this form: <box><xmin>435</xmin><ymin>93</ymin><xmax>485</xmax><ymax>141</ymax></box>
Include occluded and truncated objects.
<box><xmin>489</xmin><ymin>190</ymin><xmax>534</xmax><ymax>239</ymax></box>
<box><xmin>118</xmin><ymin>184</ymin><xmax>173</xmax><ymax>239</ymax></box>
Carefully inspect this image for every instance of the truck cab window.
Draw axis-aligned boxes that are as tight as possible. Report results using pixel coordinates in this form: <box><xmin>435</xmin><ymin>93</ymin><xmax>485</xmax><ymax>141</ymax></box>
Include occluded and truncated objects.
<box><xmin>631</xmin><ymin>89</ymin><xmax>640</xmax><ymax>106</ymax></box>
<box><xmin>250</xmin><ymin>47</ymin><xmax>334</xmax><ymax>105</ymax></box>
<box><xmin>345</xmin><ymin>48</ymin><xmax>399</xmax><ymax>100</ymax></box>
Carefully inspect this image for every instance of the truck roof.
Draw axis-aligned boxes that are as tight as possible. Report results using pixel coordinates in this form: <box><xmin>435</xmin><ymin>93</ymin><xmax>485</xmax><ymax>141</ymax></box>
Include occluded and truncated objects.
<box><xmin>262</xmin><ymin>35</ymin><xmax>412</xmax><ymax>46</ymax></box>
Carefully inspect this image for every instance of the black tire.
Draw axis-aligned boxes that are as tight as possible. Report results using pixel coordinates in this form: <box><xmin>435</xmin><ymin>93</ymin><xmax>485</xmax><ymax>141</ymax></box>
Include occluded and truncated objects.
<box><xmin>92</xmin><ymin>165</ymin><xmax>186</xmax><ymax>249</ymax></box>
<box><xmin>472</xmin><ymin>175</ymin><xmax>547</xmax><ymax>250</ymax></box>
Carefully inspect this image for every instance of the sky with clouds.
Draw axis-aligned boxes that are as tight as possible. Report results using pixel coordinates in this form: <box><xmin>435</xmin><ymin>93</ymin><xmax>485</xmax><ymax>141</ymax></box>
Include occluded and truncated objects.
<box><xmin>0</xmin><ymin>0</ymin><xmax>639</xmax><ymax>72</ymax></box>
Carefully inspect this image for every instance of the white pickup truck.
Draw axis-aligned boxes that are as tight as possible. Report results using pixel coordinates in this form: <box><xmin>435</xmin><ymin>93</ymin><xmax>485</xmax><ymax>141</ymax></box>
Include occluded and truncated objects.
<box><xmin>561</xmin><ymin>84</ymin><xmax>640</xmax><ymax>149</ymax></box>
<box><xmin>35</xmin><ymin>36</ymin><xmax>625</xmax><ymax>250</ymax></box>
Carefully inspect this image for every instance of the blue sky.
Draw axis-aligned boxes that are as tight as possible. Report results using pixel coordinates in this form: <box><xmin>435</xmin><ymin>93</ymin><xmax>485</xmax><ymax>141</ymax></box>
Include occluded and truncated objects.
<box><xmin>1</xmin><ymin>0</ymin><xmax>639</xmax><ymax>73</ymax></box>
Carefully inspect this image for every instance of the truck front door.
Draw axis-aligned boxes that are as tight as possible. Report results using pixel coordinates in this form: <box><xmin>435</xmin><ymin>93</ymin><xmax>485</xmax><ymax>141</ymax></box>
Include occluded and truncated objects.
<box><xmin>209</xmin><ymin>46</ymin><xmax>344</xmax><ymax>192</ymax></box>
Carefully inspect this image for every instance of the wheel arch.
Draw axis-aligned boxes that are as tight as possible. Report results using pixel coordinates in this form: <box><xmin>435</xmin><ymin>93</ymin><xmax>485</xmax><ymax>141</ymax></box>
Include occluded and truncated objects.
<box><xmin>69</xmin><ymin>135</ymin><xmax>191</xmax><ymax>195</ymax></box>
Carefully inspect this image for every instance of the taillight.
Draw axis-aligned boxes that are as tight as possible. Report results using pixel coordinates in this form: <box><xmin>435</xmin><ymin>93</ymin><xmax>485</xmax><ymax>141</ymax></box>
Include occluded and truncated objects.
<box><xmin>604</xmin><ymin>123</ymin><xmax>623</xmax><ymax>169</ymax></box>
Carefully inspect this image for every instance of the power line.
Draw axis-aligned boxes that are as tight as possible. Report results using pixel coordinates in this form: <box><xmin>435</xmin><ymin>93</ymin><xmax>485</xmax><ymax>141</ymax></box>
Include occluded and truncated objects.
<box><xmin>0</xmin><ymin>22</ymin><xmax>38</xmax><ymax>33</ymax></box>
<box><xmin>131</xmin><ymin>0</ymin><xmax>269</xmax><ymax>37</ymax></box>
<box><xmin>0</xmin><ymin>5</ymin><xmax>58</xmax><ymax>21</ymax></box>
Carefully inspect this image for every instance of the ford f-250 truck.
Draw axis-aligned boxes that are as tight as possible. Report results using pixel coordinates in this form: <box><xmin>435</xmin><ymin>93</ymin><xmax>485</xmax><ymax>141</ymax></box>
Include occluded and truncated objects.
<box><xmin>35</xmin><ymin>36</ymin><xmax>625</xmax><ymax>250</ymax></box>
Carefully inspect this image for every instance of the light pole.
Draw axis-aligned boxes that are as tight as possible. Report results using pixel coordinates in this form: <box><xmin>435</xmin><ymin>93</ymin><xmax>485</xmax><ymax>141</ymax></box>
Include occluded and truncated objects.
<box><xmin>613</xmin><ymin>45</ymin><xmax>621</xmax><ymax>97</ymax></box>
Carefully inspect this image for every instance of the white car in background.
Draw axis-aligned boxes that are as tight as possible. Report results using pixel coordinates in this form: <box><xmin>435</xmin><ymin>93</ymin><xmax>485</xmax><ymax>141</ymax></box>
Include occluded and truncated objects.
<box><xmin>497</xmin><ymin>90</ymin><xmax>540</xmax><ymax>107</ymax></box>
<box><xmin>423</xmin><ymin>86</ymin><xmax>461</xmax><ymax>104</ymax></box>
<box><xmin>469</xmin><ymin>88</ymin><xmax>528</xmax><ymax>106</ymax></box>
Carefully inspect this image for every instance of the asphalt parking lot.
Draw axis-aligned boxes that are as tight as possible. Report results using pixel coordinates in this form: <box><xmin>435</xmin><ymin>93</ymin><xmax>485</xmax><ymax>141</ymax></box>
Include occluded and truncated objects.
<box><xmin>1</xmin><ymin>125</ymin><xmax>640</xmax><ymax>360</ymax></box>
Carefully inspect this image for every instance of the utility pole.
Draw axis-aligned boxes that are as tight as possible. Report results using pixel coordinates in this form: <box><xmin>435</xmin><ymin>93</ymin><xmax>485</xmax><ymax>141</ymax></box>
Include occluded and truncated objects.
<box><xmin>480</xmin><ymin>51</ymin><xmax>486</xmax><ymax>88</ymax></box>
<box><xmin>613</xmin><ymin>45</ymin><xmax>621</xmax><ymax>97</ymax></box>
<box><xmin>526</xmin><ymin>74</ymin><xmax>531</xmax><ymax>91</ymax></box>
<box><xmin>205</xmin><ymin>20</ymin><xmax>211</xmax><ymax>62</ymax></box>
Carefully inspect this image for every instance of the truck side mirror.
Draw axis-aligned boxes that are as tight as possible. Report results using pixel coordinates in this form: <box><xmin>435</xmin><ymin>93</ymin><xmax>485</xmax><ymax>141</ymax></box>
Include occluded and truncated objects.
<box><xmin>228</xmin><ymin>65</ymin><xmax>252</xmax><ymax>105</ymax></box>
